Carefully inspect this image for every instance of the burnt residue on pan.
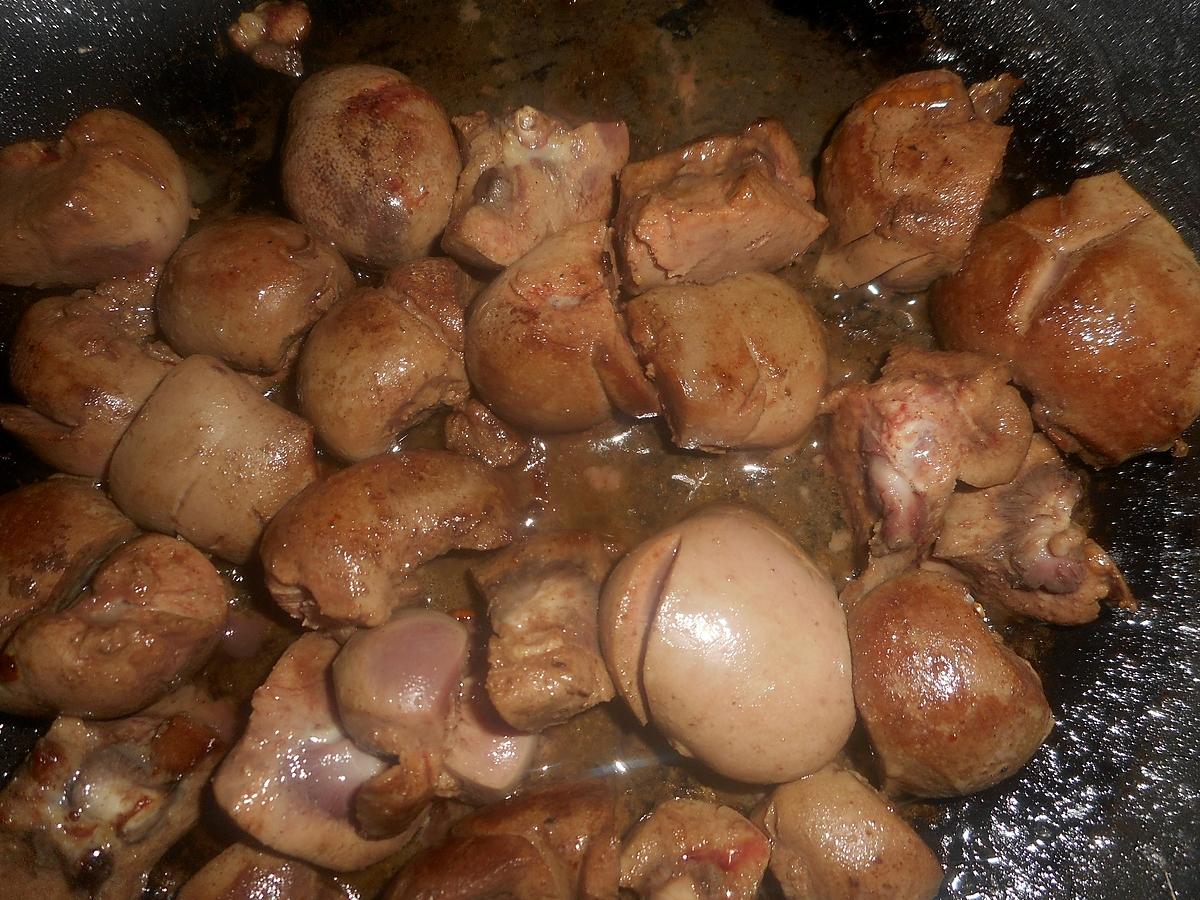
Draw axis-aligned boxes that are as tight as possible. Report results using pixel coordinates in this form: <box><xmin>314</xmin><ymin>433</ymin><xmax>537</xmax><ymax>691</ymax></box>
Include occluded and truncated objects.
<box><xmin>0</xmin><ymin>1</ymin><xmax>1196</xmax><ymax>898</ymax></box>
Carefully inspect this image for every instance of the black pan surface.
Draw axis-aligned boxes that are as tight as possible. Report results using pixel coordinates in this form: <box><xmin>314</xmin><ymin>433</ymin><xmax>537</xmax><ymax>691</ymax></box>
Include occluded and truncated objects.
<box><xmin>0</xmin><ymin>1</ymin><xmax>1196</xmax><ymax>897</ymax></box>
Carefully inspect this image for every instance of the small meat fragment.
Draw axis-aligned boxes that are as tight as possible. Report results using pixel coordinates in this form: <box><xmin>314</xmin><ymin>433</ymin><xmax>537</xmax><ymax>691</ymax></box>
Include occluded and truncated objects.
<box><xmin>0</xmin><ymin>688</ymin><xmax>231</xmax><ymax>900</ymax></box>
<box><xmin>158</xmin><ymin>214</ymin><xmax>354</xmax><ymax>378</ymax></box>
<box><xmin>756</xmin><ymin>765</ymin><xmax>943</xmax><ymax>900</ymax></box>
<box><xmin>443</xmin><ymin>106</ymin><xmax>629</xmax><ymax>269</ymax></box>
<box><xmin>108</xmin><ymin>355</ymin><xmax>319</xmax><ymax>563</ymax></box>
<box><xmin>261</xmin><ymin>450</ymin><xmax>518</xmax><ymax>628</ymax></box>
<box><xmin>444</xmin><ymin>399</ymin><xmax>530</xmax><ymax>468</ymax></box>
<box><xmin>620</xmin><ymin>798</ymin><xmax>770</xmax><ymax>899</ymax></box>
<box><xmin>227</xmin><ymin>1</ymin><xmax>311</xmax><ymax>78</ymax></box>
<box><xmin>297</xmin><ymin>258</ymin><xmax>474</xmax><ymax>461</ymax></box>
<box><xmin>464</xmin><ymin>220</ymin><xmax>659</xmax><ymax>433</ymax></box>
<box><xmin>177</xmin><ymin>843</ymin><xmax>345</xmax><ymax>900</ymax></box>
<box><xmin>212</xmin><ymin>633</ymin><xmax>422</xmax><ymax>870</ymax></box>
<box><xmin>847</xmin><ymin>570</ymin><xmax>1054</xmax><ymax>798</ymax></box>
<box><xmin>282</xmin><ymin>65</ymin><xmax>461</xmax><ymax>266</ymax></box>
<box><xmin>0</xmin><ymin>110</ymin><xmax>191</xmax><ymax>287</ymax></box>
<box><xmin>933</xmin><ymin>171</ymin><xmax>1200</xmax><ymax>466</ymax></box>
<box><xmin>473</xmin><ymin>531</ymin><xmax>616</xmax><ymax>732</ymax></box>
<box><xmin>625</xmin><ymin>272</ymin><xmax>828</xmax><ymax>451</ymax></box>
<box><xmin>616</xmin><ymin>119</ymin><xmax>827</xmax><ymax>295</ymax></box>
<box><xmin>816</xmin><ymin>70</ymin><xmax>1019</xmax><ymax>291</ymax></box>
<box><xmin>0</xmin><ymin>275</ymin><xmax>176</xmax><ymax>477</ymax></box>
<box><xmin>0</xmin><ymin>534</ymin><xmax>228</xmax><ymax>719</ymax></box>
<box><xmin>440</xmin><ymin>677</ymin><xmax>539</xmax><ymax>801</ymax></box>
<box><xmin>828</xmin><ymin>346</ymin><xmax>1032</xmax><ymax>583</ymax></box>
<box><xmin>934</xmin><ymin>435</ymin><xmax>1131</xmax><ymax>625</ymax></box>
<box><xmin>387</xmin><ymin>781</ymin><xmax>619</xmax><ymax>899</ymax></box>
<box><xmin>0</xmin><ymin>477</ymin><xmax>137</xmax><ymax>644</ymax></box>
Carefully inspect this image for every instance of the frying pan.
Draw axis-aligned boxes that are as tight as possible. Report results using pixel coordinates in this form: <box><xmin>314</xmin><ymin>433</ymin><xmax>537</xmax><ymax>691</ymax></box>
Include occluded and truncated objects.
<box><xmin>0</xmin><ymin>1</ymin><xmax>1196</xmax><ymax>897</ymax></box>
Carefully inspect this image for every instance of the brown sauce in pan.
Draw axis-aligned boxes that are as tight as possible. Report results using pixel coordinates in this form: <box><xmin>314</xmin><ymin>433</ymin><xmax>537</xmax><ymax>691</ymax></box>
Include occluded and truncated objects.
<box><xmin>0</xmin><ymin>1</ymin><xmax>1067</xmax><ymax>895</ymax></box>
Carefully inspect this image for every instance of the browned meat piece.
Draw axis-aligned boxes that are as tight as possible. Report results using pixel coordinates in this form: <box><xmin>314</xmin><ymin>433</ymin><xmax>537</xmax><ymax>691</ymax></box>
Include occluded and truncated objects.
<box><xmin>620</xmin><ymin>798</ymin><xmax>770</xmax><ymax>899</ymax></box>
<box><xmin>443</xmin><ymin>106</ymin><xmax>629</xmax><ymax>270</ymax></box>
<box><xmin>0</xmin><ymin>275</ymin><xmax>176</xmax><ymax>477</ymax></box>
<box><xmin>0</xmin><ymin>534</ymin><xmax>228</xmax><ymax>719</ymax></box>
<box><xmin>464</xmin><ymin>220</ymin><xmax>659</xmax><ymax>433</ymax></box>
<box><xmin>440</xmin><ymin>676</ymin><xmax>538</xmax><ymax>801</ymax></box>
<box><xmin>816</xmin><ymin>70</ymin><xmax>1019</xmax><ymax>291</ymax></box>
<box><xmin>282</xmin><ymin>65</ymin><xmax>461</xmax><ymax>267</ymax></box>
<box><xmin>108</xmin><ymin>355</ymin><xmax>319</xmax><ymax>563</ymax></box>
<box><xmin>472</xmin><ymin>531</ymin><xmax>616</xmax><ymax>732</ymax></box>
<box><xmin>261</xmin><ymin>449</ymin><xmax>517</xmax><ymax>627</ymax></box>
<box><xmin>933</xmin><ymin>171</ymin><xmax>1200</xmax><ymax>466</ymax></box>
<box><xmin>0</xmin><ymin>477</ymin><xmax>137</xmax><ymax>644</ymax></box>
<box><xmin>755</xmin><ymin>765</ymin><xmax>943</xmax><ymax>900</ymax></box>
<box><xmin>847</xmin><ymin>570</ymin><xmax>1054</xmax><ymax>798</ymax></box>
<box><xmin>0</xmin><ymin>109</ymin><xmax>191</xmax><ymax>287</ymax></box>
<box><xmin>212</xmin><ymin>633</ymin><xmax>421</xmax><ymax>870</ymax></box>
<box><xmin>297</xmin><ymin>258</ymin><xmax>474</xmax><ymax>461</ymax></box>
<box><xmin>386</xmin><ymin>833</ymin><xmax>566</xmax><ymax>899</ymax></box>
<box><xmin>599</xmin><ymin>506</ymin><xmax>854</xmax><ymax>784</ymax></box>
<box><xmin>158</xmin><ymin>214</ymin><xmax>353</xmax><ymax>378</ymax></box>
<box><xmin>177</xmin><ymin>843</ymin><xmax>344</xmax><ymax>900</ymax></box>
<box><xmin>455</xmin><ymin>781</ymin><xmax>619</xmax><ymax>899</ymax></box>
<box><xmin>616</xmin><ymin>119</ymin><xmax>827</xmax><ymax>295</ymax></box>
<box><xmin>828</xmin><ymin>346</ymin><xmax>1032</xmax><ymax>582</ymax></box>
<box><xmin>934</xmin><ymin>435</ymin><xmax>1131</xmax><ymax>625</ymax></box>
<box><xmin>387</xmin><ymin>781</ymin><xmax>618</xmax><ymax>900</ymax></box>
<box><xmin>0</xmin><ymin>687</ymin><xmax>231</xmax><ymax>900</ymax></box>
<box><xmin>625</xmin><ymin>272</ymin><xmax>828</xmax><ymax>451</ymax></box>
<box><xmin>332</xmin><ymin>610</ymin><xmax>468</xmax><ymax>837</ymax></box>
<box><xmin>444</xmin><ymin>399</ymin><xmax>530</xmax><ymax>468</ymax></box>
<box><xmin>227</xmin><ymin>1</ymin><xmax>311</xmax><ymax>77</ymax></box>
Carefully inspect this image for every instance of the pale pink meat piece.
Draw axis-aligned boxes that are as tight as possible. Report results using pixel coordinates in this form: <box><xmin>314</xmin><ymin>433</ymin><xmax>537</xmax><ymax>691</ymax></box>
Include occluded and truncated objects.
<box><xmin>616</xmin><ymin>119</ymin><xmax>827</xmax><ymax>294</ymax></box>
<box><xmin>443</xmin><ymin>105</ymin><xmax>629</xmax><ymax>270</ymax></box>
<box><xmin>441</xmin><ymin>677</ymin><xmax>538</xmax><ymax>802</ymax></box>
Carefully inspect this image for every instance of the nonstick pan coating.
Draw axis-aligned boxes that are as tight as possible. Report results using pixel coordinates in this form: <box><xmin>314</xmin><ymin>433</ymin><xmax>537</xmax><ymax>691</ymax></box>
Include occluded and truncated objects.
<box><xmin>0</xmin><ymin>1</ymin><xmax>1196</xmax><ymax>896</ymax></box>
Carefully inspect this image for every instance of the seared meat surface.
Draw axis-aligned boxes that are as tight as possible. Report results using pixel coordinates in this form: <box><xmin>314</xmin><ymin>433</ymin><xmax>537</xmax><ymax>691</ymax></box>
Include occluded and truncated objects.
<box><xmin>227</xmin><ymin>1</ymin><xmax>312</xmax><ymax>77</ymax></box>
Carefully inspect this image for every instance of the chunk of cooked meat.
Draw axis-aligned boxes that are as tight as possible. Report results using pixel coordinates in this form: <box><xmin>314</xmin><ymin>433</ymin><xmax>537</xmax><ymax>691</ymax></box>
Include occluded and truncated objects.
<box><xmin>386</xmin><ymin>833</ymin><xmax>566</xmax><ymax>899</ymax></box>
<box><xmin>281</xmin><ymin>64</ymin><xmax>461</xmax><ymax>266</ymax></box>
<box><xmin>816</xmin><ymin>70</ymin><xmax>1019</xmax><ymax>291</ymax></box>
<box><xmin>625</xmin><ymin>272</ymin><xmax>828</xmax><ymax>451</ymax></box>
<box><xmin>615</xmin><ymin>119</ymin><xmax>827</xmax><ymax>294</ymax></box>
<box><xmin>440</xmin><ymin>676</ymin><xmax>538</xmax><ymax>801</ymax></box>
<box><xmin>464</xmin><ymin>220</ymin><xmax>659</xmax><ymax>433</ymax></box>
<box><xmin>0</xmin><ymin>275</ymin><xmax>176</xmax><ymax>477</ymax></box>
<box><xmin>472</xmin><ymin>531</ymin><xmax>616</xmax><ymax>732</ymax></box>
<box><xmin>599</xmin><ymin>505</ymin><xmax>854</xmax><ymax>784</ymax></box>
<box><xmin>933</xmin><ymin>435</ymin><xmax>1131</xmax><ymax>625</ymax></box>
<box><xmin>177</xmin><ymin>843</ymin><xmax>345</xmax><ymax>900</ymax></box>
<box><xmin>0</xmin><ymin>688</ymin><xmax>231</xmax><ymax>900</ymax></box>
<box><xmin>444</xmin><ymin>399</ymin><xmax>530</xmax><ymax>468</ymax></box>
<box><xmin>0</xmin><ymin>109</ymin><xmax>191</xmax><ymax>287</ymax></box>
<box><xmin>297</xmin><ymin>259</ymin><xmax>474</xmax><ymax>461</ymax></box>
<box><xmin>933</xmin><ymin>171</ymin><xmax>1200</xmax><ymax>466</ymax></box>
<box><xmin>828</xmin><ymin>346</ymin><xmax>1032</xmax><ymax>579</ymax></box>
<box><xmin>443</xmin><ymin>106</ymin><xmax>629</xmax><ymax>269</ymax></box>
<box><xmin>157</xmin><ymin>214</ymin><xmax>354</xmax><ymax>377</ymax></box>
<box><xmin>0</xmin><ymin>534</ymin><xmax>228</xmax><ymax>719</ymax></box>
<box><xmin>454</xmin><ymin>781</ymin><xmax>619</xmax><ymax>899</ymax></box>
<box><xmin>107</xmin><ymin>355</ymin><xmax>319</xmax><ymax>563</ymax></box>
<box><xmin>261</xmin><ymin>449</ymin><xmax>517</xmax><ymax>627</ymax></box>
<box><xmin>0</xmin><ymin>477</ymin><xmax>137</xmax><ymax>644</ymax></box>
<box><xmin>755</xmin><ymin>765</ymin><xmax>943</xmax><ymax>900</ymax></box>
<box><xmin>333</xmin><ymin>610</ymin><xmax>469</xmax><ymax>758</ymax></box>
<box><xmin>212</xmin><ymin>633</ymin><xmax>422</xmax><ymax>870</ymax></box>
<box><xmin>620</xmin><ymin>798</ymin><xmax>770</xmax><ymax>900</ymax></box>
<box><xmin>227</xmin><ymin>1</ymin><xmax>311</xmax><ymax>77</ymax></box>
<box><xmin>847</xmin><ymin>570</ymin><xmax>1054</xmax><ymax>798</ymax></box>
